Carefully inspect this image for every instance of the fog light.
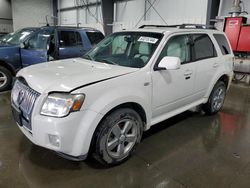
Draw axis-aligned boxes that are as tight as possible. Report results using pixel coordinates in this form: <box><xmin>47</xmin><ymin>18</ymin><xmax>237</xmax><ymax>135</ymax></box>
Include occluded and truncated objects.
<box><xmin>48</xmin><ymin>134</ymin><xmax>60</xmax><ymax>147</ymax></box>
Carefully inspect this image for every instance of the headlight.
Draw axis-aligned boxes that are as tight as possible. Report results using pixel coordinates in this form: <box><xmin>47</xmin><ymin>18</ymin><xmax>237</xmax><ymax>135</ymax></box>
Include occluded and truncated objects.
<box><xmin>41</xmin><ymin>93</ymin><xmax>85</xmax><ymax>117</ymax></box>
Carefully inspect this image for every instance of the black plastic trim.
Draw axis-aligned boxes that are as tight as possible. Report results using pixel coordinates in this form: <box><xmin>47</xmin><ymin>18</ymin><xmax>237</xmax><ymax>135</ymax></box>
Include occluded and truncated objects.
<box><xmin>139</xmin><ymin>24</ymin><xmax>217</xmax><ymax>30</ymax></box>
<box><xmin>153</xmin><ymin>67</ymin><xmax>166</xmax><ymax>71</ymax></box>
<box><xmin>56</xmin><ymin>152</ymin><xmax>87</xmax><ymax>161</ymax></box>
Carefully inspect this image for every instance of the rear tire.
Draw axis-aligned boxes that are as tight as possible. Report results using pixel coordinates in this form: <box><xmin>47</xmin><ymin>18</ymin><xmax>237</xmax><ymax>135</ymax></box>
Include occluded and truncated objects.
<box><xmin>92</xmin><ymin>108</ymin><xmax>143</xmax><ymax>166</ymax></box>
<box><xmin>0</xmin><ymin>66</ymin><xmax>12</xmax><ymax>92</ymax></box>
<box><xmin>202</xmin><ymin>81</ymin><xmax>226</xmax><ymax>115</ymax></box>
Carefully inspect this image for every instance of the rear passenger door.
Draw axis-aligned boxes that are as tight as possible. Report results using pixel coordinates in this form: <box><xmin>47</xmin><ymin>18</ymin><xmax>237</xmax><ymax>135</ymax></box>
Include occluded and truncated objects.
<box><xmin>192</xmin><ymin>34</ymin><xmax>218</xmax><ymax>99</ymax></box>
<box><xmin>58</xmin><ymin>30</ymin><xmax>84</xmax><ymax>59</ymax></box>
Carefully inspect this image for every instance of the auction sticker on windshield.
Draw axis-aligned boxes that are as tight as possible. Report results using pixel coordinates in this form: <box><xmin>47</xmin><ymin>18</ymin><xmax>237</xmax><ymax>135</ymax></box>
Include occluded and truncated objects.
<box><xmin>138</xmin><ymin>36</ymin><xmax>158</xmax><ymax>44</ymax></box>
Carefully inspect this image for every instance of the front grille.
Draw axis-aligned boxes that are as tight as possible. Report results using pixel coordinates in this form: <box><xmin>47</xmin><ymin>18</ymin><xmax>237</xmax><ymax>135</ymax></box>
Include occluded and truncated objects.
<box><xmin>11</xmin><ymin>79</ymin><xmax>40</xmax><ymax>130</ymax></box>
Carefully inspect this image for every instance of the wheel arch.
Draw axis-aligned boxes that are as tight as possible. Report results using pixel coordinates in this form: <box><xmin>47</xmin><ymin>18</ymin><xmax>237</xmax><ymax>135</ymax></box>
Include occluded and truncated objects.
<box><xmin>87</xmin><ymin>102</ymin><xmax>147</xmax><ymax>155</ymax></box>
<box><xmin>100</xmin><ymin>102</ymin><xmax>147</xmax><ymax>126</ymax></box>
<box><xmin>205</xmin><ymin>73</ymin><xmax>231</xmax><ymax>100</ymax></box>
<box><xmin>218</xmin><ymin>74</ymin><xmax>229</xmax><ymax>89</ymax></box>
<box><xmin>0</xmin><ymin>61</ymin><xmax>16</xmax><ymax>76</ymax></box>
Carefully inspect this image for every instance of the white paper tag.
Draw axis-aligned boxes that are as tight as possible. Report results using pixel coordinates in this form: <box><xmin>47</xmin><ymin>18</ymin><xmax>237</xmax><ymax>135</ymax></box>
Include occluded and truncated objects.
<box><xmin>138</xmin><ymin>36</ymin><xmax>158</xmax><ymax>44</ymax></box>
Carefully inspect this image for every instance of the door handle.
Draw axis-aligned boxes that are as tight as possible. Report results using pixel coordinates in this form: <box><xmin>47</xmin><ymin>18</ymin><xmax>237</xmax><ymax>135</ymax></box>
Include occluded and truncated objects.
<box><xmin>184</xmin><ymin>70</ymin><xmax>193</xmax><ymax>80</ymax></box>
<box><xmin>184</xmin><ymin>70</ymin><xmax>193</xmax><ymax>76</ymax></box>
<box><xmin>213</xmin><ymin>63</ymin><xmax>219</xmax><ymax>68</ymax></box>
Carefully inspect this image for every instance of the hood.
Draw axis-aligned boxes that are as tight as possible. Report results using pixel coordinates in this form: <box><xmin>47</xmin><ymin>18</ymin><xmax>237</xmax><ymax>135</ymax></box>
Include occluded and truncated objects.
<box><xmin>17</xmin><ymin>58</ymin><xmax>138</xmax><ymax>93</ymax></box>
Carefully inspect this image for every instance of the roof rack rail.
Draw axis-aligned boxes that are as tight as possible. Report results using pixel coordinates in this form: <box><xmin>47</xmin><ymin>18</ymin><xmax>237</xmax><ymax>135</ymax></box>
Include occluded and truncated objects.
<box><xmin>178</xmin><ymin>24</ymin><xmax>216</xmax><ymax>30</ymax></box>
<box><xmin>139</xmin><ymin>25</ymin><xmax>168</xmax><ymax>28</ymax></box>
<box><xmin>50</xmin><ymin>25</ymin><xmax>97</xmax><ymax>30</ymax></box>
<box><xmin>139</xmin><ymin>24</ymin><xmax>216</xmax><ymax>30</ymax></box>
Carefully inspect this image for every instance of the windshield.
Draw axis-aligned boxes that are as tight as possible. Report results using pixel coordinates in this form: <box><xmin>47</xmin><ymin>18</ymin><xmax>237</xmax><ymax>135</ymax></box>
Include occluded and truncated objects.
<box><xmin>83</xmin><ymin>32</ymin><xmax>163</xmax><ymax>68</ymax></box>
<box><xmin>0</xmin><ymin>28</ymin><xmax>36</xmax><ymax>45</ymax></box>
<box><xmin>0</xmin><ymin>33</ymin><xmax>11</xmax><ymax>43</ymax></box>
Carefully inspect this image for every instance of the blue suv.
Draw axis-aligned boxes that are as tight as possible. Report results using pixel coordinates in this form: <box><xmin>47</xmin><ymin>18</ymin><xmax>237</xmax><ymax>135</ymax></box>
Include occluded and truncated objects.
<box><xmin>0</xmin><ymin>26</ymin><xmax>104</xmax><ymax>92</ymax></box>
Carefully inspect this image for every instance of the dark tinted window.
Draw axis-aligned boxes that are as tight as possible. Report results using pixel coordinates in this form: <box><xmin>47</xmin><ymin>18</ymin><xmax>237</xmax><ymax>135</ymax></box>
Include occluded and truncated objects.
<box><xmin>59</xmin><ymin>31</ymin><xmax>83</xmax><ymax>47</ymax></box>
<box><xmin>75</xmin><ymin>32</ymin><xmax>83</xmax><ymax>46</ymax></box>
<box><xmin>157</xmin><ymin>35</ymin><xmax>191</xmax><ymax>64</ymax></box>
<box><xmin>213</xmin><ymin>34</ymin><xmax>231</xmax><ymax>55</ymax></box>
<box><xmin>193</xmin><ymin>34</ymin><xmax>217</xmax><ymax>60</ymax></box>
<box><xmin>86</xmin><ymin>31</ymin><xmax>104</xmax><ymax>45</ymax></box>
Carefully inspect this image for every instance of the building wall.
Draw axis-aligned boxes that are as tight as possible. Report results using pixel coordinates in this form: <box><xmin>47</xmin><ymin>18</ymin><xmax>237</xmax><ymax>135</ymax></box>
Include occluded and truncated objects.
<box><xmin>11</xmin><ymin>0</ymin><xmax>53</xmax><ymax>31</ymax></box>
<box><xmin>58</xmin><ymin>0</ymin><xmax>209</xmax><ymax>33</ymax></box>
<box><xmin>113</xmin><ymin>0</ymin><xmax>208</xmax><ymax>31</ymax></box>
<box><xmin>59</xmin><ymin>0</ymin><xmax>104</xmax><ymax>33</ymax></box>
<box><xmin>0</xmin><ymin>0</ymin><xmax>13</xmax><ymax>33</ymax></box>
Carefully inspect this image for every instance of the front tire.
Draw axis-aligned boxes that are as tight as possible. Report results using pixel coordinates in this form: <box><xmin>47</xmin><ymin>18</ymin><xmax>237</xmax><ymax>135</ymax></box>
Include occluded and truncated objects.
<box><xmin>92</xmin><ymin>108</ymin><xmax>143</xmax><ymax>166</ymax></box>
<box><xmin>0</xmin><ymin>66</ymin><xmax>12</xmax><ymax>92</ymax></box>
<box><xmin>202</xmin><ymin>81</ymin><xmax>226</xmax><ymax>115</ymax></box>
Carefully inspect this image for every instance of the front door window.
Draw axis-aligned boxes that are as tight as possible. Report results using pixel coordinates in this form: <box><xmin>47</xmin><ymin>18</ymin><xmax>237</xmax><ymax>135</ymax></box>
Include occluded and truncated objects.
<box><xmin>157</xmin><ymin>35</ymin><xmax>191</xmax><ymax>65</ymax></box>
<box><xmin>25</xmin><ymin>30</ymin><xmax>51</xmax><ymax>50</ymax></box>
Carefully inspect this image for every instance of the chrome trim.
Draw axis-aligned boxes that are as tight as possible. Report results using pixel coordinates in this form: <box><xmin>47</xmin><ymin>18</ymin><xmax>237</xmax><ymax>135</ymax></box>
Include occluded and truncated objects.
<box><xmin>11</xmin><ymin>79</ymin><xmax>40</xmax><ymax>129</ymax></box>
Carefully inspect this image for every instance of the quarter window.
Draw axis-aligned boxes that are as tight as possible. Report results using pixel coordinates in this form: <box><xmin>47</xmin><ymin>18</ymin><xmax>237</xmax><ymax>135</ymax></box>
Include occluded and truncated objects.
<box><xmin>193</xmin><ymin>34</ymin><xmax>217</xmax><ymax>60</ymax></box>
<box><xmin>213</xmin><ymin>34</ymin><xmax>231</xmax><ymax>55</ymax></box>
<box><xmin>59</xmin><ymin>31</ymin><xmax>83</xmax><ymax>47</ymax></box>
<box><xmin>157</xmin><ymin>35</ymin><xmax>191</xmax><ymax>64</ymax></box>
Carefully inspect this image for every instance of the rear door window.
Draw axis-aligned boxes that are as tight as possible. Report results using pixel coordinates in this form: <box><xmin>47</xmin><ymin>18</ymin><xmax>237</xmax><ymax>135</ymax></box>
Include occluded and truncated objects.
<box><xmin>213</xmin><ymin>34</ymin><xmax>232</xmax><ymax>55</ymax></box>
<box><xmin>86</xmin><ymin>31</ymin><xmax>104</xmax><ymax>45</ymax></box>
<box><xmin>193</xmin><ymin>34</ymin><xmax>217</xmax><ymax>61</ymax></box>
<box><xmin>59</xmin><ymin>31</ymin><xmax>83</xmax><ymax>47</ymax></box>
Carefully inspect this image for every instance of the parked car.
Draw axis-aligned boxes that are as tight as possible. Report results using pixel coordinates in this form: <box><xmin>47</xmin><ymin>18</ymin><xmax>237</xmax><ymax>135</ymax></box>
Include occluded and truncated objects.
<box><xmin>0</xmin><ymin>26</ymin><xmax>104</xmax><ymax>92</ymax></box>
<box><xmin>11</xmin><ymin>24</ymin><xmax>234</xmax><ymax>165</ymax></box>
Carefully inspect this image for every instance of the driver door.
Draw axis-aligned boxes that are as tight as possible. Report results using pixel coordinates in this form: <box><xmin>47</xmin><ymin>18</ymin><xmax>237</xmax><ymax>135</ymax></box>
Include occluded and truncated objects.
<box><xmin>20</xmin><ymin>29</ymin><xmax>51</xmax><ymax>67</ymax></box>
<box><xmin>152</xmin><ymin>34</ymin><xmax>197</xmax><ymax>118</ymax></box>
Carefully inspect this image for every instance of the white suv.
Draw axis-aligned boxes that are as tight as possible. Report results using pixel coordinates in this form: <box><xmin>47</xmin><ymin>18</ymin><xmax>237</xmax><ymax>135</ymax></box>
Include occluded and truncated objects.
<box><xmin>11</xmin><ymin>25</ymin><xmax>234</xmax><ymax>165</ymax></box>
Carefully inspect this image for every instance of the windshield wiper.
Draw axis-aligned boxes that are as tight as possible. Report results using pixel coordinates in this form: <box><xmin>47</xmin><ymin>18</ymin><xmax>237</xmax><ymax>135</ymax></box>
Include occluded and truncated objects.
<box><xmin>82</xmin><ymin>54</ymin><xmax>93</xmax><ymax>61</ymax></box>
<box><xmin>101</xmin><ymin>59</ymin><xmax>119</xmax><ymax>66</ymax></box>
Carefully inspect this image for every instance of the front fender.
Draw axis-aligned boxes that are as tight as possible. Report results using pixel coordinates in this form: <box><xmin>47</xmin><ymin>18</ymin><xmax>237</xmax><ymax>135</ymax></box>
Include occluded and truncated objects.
<box><xmin>86</xmin><ymin>85</ymin><xmax>151</xmax><ymax>126</ymax></box>
<box><xmin>74</xmin><ymin>86</ymin><xmax>151</xmax><ymax>156</ymax></box>
<box><xmin>0</xmin><ymin>60</ymin><xmax>18</xmax><ymax>76</ymax></box>
<box><xmin>0</xmin><ymin>46</ymin><xmax>21</xmax><ymax>70</ymax></box>
<box><xmin>71</xmin><ymin>70</ymin><xmax>151</xmax><ymax>155</ymax></box>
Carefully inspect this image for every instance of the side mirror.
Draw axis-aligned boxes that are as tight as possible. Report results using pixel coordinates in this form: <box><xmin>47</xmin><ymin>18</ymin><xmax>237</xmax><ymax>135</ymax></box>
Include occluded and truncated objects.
<box><xmin>155</xmin><ymin>56</ymin><xmax>181</xmax><ymax>71</ymax></box>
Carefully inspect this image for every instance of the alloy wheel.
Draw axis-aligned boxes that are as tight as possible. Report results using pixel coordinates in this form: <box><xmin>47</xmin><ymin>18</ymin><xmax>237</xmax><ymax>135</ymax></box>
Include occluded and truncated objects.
<box><xmin>212</xmin><ymin>87</ymin><xmax>225</xmax><ymax>111</ymax></box>
<box><xmin>0</xmin><ymin>70</ymin><xmax>7</xmax><ymax>89</ymax></box>
<box><xmin>106</xmin><ymin>119</ymin><xmax>138</xmax><ymax>159</ymax></box>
